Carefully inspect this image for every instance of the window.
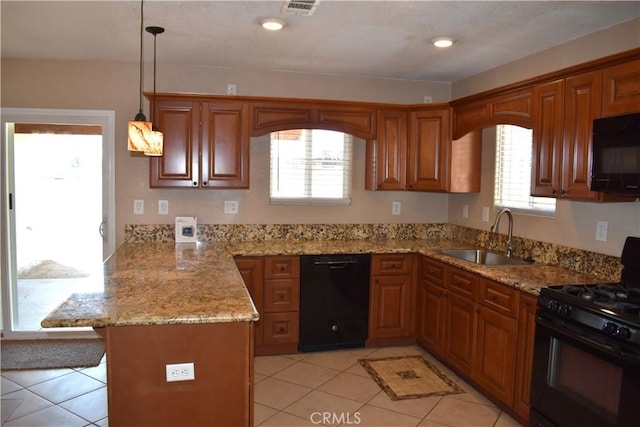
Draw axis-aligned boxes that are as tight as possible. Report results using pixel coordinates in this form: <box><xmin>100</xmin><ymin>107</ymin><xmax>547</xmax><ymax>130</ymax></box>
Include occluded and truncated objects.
<box><xmin>270</xmin><ymin>129</ymin><xmax>353</xmax><ymax>204</ymax></box>
<box><xmin>494</xmin><ymin>125</ymin><xmax>555</xmax><ymax>214</ymax></box>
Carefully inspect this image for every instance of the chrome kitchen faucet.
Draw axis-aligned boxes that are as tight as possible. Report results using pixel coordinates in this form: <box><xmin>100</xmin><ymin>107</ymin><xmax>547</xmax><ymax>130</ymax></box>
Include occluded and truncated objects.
<box><xmin>491</xmin><ymin>208</ymin><xmax>514</xmax><ymax>257</ymax></box>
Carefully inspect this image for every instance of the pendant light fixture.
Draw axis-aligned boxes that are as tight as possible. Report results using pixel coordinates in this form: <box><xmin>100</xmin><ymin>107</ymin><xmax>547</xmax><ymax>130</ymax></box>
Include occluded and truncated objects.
<box><xmin>144</xmin><ymin>25</ymin><xmax>164</xmax><ymax>156</ymax></box>
<box><xmin>128</xmin><ymin>0</ymin><xmax>152</xmax><ymax>153</ymax></box>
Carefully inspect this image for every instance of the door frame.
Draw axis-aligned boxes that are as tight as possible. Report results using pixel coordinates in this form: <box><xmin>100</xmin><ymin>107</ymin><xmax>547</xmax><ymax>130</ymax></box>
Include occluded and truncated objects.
<box><xmin>1</xmin><ymin>108</ymin><xmax>116</xmax><ymax>339</ymax></box>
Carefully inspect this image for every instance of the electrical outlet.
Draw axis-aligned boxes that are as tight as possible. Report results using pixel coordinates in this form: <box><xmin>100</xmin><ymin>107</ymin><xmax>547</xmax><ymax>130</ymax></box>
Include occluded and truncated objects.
<box><xmin>423</xmin><ymin>96</ymin><xmax>433</xmax><ymax>103</ymax></box>
<box><xmin>158</xmin><ymin>200</ymin><xmax>169</xmax><ymax>215</ymax></box>
<box><xmin>596</xmin><ymin>220</ymin><xmax>608</xmax><ymax>242</ymax></box>
<box><xmin>133</xmin><ymin>199</ymin><xmax>144</xmax><ymax>215</ymax></box>
<box><xmin>462</xmin><ymin>204</ymin><xmax>469</xmax><ymax>219</ymax></box>
<box><xmin>224</xmin><ymin>201</ymin><xmax>239</xmax><ymax>214</ymax></box>
<box><xmin>392</xmin><ymin>201</ymin><xmax>401</xmax><ymax>215</ymax></box>
<box><xmin>227</xmin><ymin>83</ymin><xmax>237</xmax><ymax>95</ymax></box>
<box><xmin>482</xmin><ymin>206</ymin><xmax>490</xmax><ymax>222</ymax></box>
<box><xmin>165</xmin><ymin>362</ymin><xmax>195</xmax><ymax>382</ymax></box>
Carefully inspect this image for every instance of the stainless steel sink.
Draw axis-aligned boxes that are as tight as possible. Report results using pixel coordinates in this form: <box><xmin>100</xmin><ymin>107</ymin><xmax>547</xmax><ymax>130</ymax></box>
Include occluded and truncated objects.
<box><xmin>438</xmin><ymin>249</ymin><xmax>532</xmax><ymax>266</ymax></box>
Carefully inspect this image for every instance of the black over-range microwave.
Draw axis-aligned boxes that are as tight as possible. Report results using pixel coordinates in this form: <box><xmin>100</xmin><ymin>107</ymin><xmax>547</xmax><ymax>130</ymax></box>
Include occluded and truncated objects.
<box><xmin>590</xmin><ymin>112</ymin><xmax>640</xmax><ymax>197</ymax></box>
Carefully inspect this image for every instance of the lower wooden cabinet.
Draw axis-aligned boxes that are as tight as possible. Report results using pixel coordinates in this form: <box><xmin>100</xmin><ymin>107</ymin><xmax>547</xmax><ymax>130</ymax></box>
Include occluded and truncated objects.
<box><xmin>513</xmin><ymin>292</ymin><xmax>538</xmax><ymax>423</ymax></box>
<box><xmin>235</xmin><ymin>255</ymin><xmax>300</xmax><ymax>355</ymax></box>
<box><xmin>415</xmin><ymin>255</ymin><xmax>535</xmax><ymax>425</ymax></box>
<box><xmin>368</xmin><ymin>254</ymin><xmax>415</xmax><ymax>345</ymax></box>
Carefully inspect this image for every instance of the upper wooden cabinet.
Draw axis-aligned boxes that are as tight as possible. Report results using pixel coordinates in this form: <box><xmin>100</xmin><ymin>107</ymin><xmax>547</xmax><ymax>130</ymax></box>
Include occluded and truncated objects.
<box><xmin>251</xmin><ymin>100</ymin><xmax>376</xmax><ymax>139</ymax></box>
<box><xmin>367</xmin><ymin>106</ymin><xmax>481</xmax><ymax>192</ymax></box>
<box><xmin>531</xmin><ymin>71</ymin><xmax>628</xmax><ymax>201</ymax></box>
<box><xmin>602</xmin><ymin>58</ymin><xmax>640</xmax><ymax>116</ymax></box>
<box><xmin>452</xmin><ymin>88</ymin><xmax>534</xmax><ymax>139</ymax></box>
<box><xmin>151</xmin><ymin>95</ymin><xmax>249</xmax><ymax>189</ymax></box>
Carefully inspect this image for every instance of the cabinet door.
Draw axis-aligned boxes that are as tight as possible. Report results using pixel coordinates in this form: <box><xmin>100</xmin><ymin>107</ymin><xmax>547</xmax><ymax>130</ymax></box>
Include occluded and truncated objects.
<box><xmin>474</xmin><ymin>306</ymin><xmax>517</xmax><ymax>406</ymax></box>
<box><xmin>234</xmin><ymin>257</ymin><xmax>264</xmax><ymax>347</ymax></box>
<box><xmin>444</xmin><ymin>292</ymin><xmax>476</xmax><ymax>377</ymax></box>
<box><xmin>369</xmin><ymin>275</ymin><xmax>412</xmax><ymax>338</ymax></box>
<box><xmin>532</xmin><ymin>79</ymin><xmax>564</xmax><ymax>197</ymax></box>
<box><xmin>602</xmin><ymin>58</ymin><xmax>640</xmax><ymax>116</ymax></box>
<box><xmin>513</xmin><ymin>292</ymin><xmax>537</xmax><ymax>423</ymax></box>
<box><xmin>407</xmin><ymin>108</ymin><xmax>450</xmax><ymax>192</ymax></box>
<box><xmin>562</xmin><ymin>71</ymin><xmax>602</xmax><ymax>200</ymax></box>
<box><xmin>201</xmin><ymin>102</ymin><xmax>250</xmax><ymax>189</ymax></box>
<box><xmin>150</xmin><ymin>99</ymin><xmax>200</xmax><ymax>188</ymax></box>
<box><xmin>416</xmin><ymin>278</ymin><xmax>447</xmax><ymax>356</ymax></box>
<box><xmin>370</xmin><ymin>109</ymin><xmax>407</xmax><ymax>190</ymax></box>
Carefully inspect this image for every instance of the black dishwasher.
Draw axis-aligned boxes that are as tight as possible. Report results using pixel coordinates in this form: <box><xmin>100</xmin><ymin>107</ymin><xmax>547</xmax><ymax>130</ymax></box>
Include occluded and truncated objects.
<box><xmin>299</xmin><ymin>254</ymin><xmax>370</xmax><ymax>352</ymax></box>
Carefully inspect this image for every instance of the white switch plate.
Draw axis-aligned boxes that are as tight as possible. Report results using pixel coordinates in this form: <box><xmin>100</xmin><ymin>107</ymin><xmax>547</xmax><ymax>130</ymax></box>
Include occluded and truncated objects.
<box><xmin>158</xmin><ymin>200</ymin><xmax>169</xmax><ymax>215</ymax></box>
<box><xmin>133</xmin><ymin>199</ymin><xmax>144</xmax><ymax>215</ymax></box>
<box><xmin>462</xmin><ymin>204</ymin><xmax>469</xmax><ymax>219</ymax></box>
<box><xmin>392</xmin><ymin>201</ymin><xmax>401</xmax><ymax>215</ymax></box>
<box><xmin>423</xmin><ymin>96</ymin><xmax>433</xmax><ymax>103</ymax></box>
<box><xmin>165</xmin><ymin>362</ymin><xmax>195</xmax><ymax>382</ymax></box>
<box><xmin>596</xmin><ymin>220</ymin><xmax>608</xmax><ymax>242</ymax></box>
<box><xmin>224</xmin><ymin>201</ymin><xmax>239</xmax><ymax>214</ymax></box>
<box><xmin>482</xmin><ymin>206</ymin><xmax>490</xmax><ymax>222</ymax></box>
<box><xmin>227</xmin><ymin>83</ymin><xmax>237</xmax><ymax>95</ymax></box>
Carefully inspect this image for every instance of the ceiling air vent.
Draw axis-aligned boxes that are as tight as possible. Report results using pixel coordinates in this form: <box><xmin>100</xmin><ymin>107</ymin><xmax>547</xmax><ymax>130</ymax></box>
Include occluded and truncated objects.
<box><xmin>281</xmin><ymin>0</ymin><xmax>320</xmax><ymax>16</ymax></box>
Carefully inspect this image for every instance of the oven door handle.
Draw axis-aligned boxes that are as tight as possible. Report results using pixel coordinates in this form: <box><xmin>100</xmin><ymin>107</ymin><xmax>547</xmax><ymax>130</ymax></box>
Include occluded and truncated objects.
<box><xmin>536</xmin><ymin>314</ymin><xmax>640</xmax><ymax>361</ymax></box>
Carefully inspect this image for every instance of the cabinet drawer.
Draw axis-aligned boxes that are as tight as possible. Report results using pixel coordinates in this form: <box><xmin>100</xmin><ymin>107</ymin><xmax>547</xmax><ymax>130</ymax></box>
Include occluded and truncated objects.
<box><xmin>264</xmin><ymin>256</ymin><xmax>300</xmax><ymax>279</ymax></box>
<box><xmin>372</xmin><ymin>254</ymin><xmax>413</xmax><ymax>275</ymax></box>
<box><xmin>263</xmin><ymin>279</ymin><xmax>300</xmax><ymax>313</ymax></box>
<box><xmin>421</xmin><ymin>256</ymin><xmax>446</xmax><ymax>285</ymax></box>
<box><xmin>263</xmin><ymin>312</ymin><xmax>300</xmax><ymax>345</ymax></box>
<box><xmin>479</xmin><ymin>279</ymin><xmax>519</xmax><ymax>318</ymax></box>
<box><xmin>447</xmin><ymin>268</ymin><xmax>478</xmax><ymax>300</ymax></box>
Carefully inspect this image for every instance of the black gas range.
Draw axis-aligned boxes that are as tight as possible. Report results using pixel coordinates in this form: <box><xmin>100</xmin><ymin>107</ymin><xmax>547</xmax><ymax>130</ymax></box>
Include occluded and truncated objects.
<box><xmin>530</xmin><ymin>237</ymin><xmax>640</xmax><ymax>427</ymax></box>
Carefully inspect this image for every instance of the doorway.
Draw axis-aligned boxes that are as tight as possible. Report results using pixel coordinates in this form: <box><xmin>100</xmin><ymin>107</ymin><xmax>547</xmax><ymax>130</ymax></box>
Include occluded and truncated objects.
<box><xmin>1</xmin><ymin>108</ymin><xmax>116</xmax><ymax>338</ymax></box>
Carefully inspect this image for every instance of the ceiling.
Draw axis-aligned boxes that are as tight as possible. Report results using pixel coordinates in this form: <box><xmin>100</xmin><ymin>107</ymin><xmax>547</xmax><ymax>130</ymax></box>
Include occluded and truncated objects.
<box><xmin>2</xmin><ymin>1</ymin><xmax>639</xmax><ymax>83</ymax></box>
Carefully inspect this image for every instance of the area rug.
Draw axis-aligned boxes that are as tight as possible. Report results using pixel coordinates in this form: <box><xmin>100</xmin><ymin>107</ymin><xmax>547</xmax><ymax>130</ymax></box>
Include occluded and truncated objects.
<box><xmin>1</xmin><ymin>339</ymin><xmax>105</xmax><ymax>371</ymax></box>
<box><xmin>359</xmin><ymin>355</ymin><xmax>464</xmax><ymax>400</ymax></box>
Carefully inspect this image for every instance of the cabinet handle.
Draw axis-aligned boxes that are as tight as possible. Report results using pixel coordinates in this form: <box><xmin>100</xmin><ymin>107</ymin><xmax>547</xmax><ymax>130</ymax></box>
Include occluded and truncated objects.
<box><xmin>378</xmin><ymin>183</ymin><xmax>383</xmax><ymax>188</ymax></box>
<box><xmin>375</xmin><ymin>279</ymin><xmax>379</xmax><ymax>284</ymax></box>
<box><xmin>490</xmin><ymin>295</ymin><xmax>498</xmax><ymax>301</ymax></box>
<box><xmin>193</xmin><ymin>181</ymin><xmax>198</xmax><ymax>186</ymax></box>
<box><xmin>560</xmin><ymin>189</ymin><xmax>567</xmax><ymax>196</ymax></box>
<box><xmin>203</xmin><ymin>181</ymin><xmax>208</xmax><ymax>186</ymax></box>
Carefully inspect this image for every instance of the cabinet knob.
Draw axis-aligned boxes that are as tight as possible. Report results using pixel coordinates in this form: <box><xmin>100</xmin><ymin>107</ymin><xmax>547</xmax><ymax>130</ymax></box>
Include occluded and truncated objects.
<box><xmin>193</xmin><ymin>181</ymin><xmax>198</xmax><ymax>186</ymax></box>
<box><xmin>203</xmin><ymin>181</ymin><xmax>208</xmax><ymax>186</ymax></box>
<box><xmin>378</xmin><ymin>184</ymin><xmax>383</xmax><ymax>188</ymax></box>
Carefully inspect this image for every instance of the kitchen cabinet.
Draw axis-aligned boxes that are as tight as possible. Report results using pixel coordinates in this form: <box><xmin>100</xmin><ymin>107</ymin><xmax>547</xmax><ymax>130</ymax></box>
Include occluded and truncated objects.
<box><xmin>251</xmin><ymin>101</ymin><xmax>376</xmax><ymax>139</ymax></box>
<box><xmin>368</xmin><ymin>109</ymin><xmax>408</xmax><ymax>190</ymax></box>
<box><xmin>513</xmin><ymin>292</ymin><xmax>537</xmax><ymax>424</ymax></box>
<box><xmin>531</xmin><ymin>71</ymin><xmax>629</xmax><ymax>201</ymax></box>
<box><xmin>369</xmin><ymin>254</ymin><xmax>415</xmax><ymax>345</ymax></box>
<box><xmin>473</xmin><ymin>278</ymin><xmax>519</xmax><ymax>406</ymax></box>
<box><xmin>416</xmin><ymin>257</ymin><xmax>447</xmax><ymax>356</ymax></box>
<box><xmin>452</xmin><ymin>88</ymin><xmax>534</xmax><ymax>139</ymax></box>
<box><xmin>261</xmin><ymin>256</ymin><xmax>300</xmax><ymax>355</ymax></box>
<box><xmin>234</xmin><ymin>257</ymin><xmax>264</xmax><ymax>347</ymax></box>
<box><xmin>602</xmin><ymin>58</ymin><xmax>640</xmax><ymax>116</ymax></box>
<box><xmin>367</xmin><ymin>107</ymin><xmax>481</xmax><ymax>192</ymax></box>
<box><xmin>444</xmin><ymin>268</ymin><xmax>477</xmax><ymax>377</ymax></box>
<box><xmin>151</xmin><ymin>96</ymin><xmax>250</xmax><ymax>189</ymax></box>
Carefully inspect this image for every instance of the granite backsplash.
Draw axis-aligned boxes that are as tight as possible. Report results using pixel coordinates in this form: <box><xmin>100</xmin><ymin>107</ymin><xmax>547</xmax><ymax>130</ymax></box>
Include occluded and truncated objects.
<box><xmin>124</xmin><ymin>223</ymin><xmax>623</xmax><ymax>282</ymax></box>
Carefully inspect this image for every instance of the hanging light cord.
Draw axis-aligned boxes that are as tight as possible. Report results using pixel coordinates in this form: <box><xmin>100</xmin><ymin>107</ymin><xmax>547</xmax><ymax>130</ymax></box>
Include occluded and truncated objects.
<box><xmin>152</xmin><ymin>30</ymin><xmax>157</xmax><ymax>125</ymax></box>
<box><xmin>137</xmin><ymin>0</ymin><xmax>145</xmax><ymax>117</ymax></box>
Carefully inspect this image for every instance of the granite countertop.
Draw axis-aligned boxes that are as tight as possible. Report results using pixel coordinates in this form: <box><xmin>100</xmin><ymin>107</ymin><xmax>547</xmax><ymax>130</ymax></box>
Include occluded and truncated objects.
<box><xmin>42</xmin><ymin>239</ymin><xmax>602</xmax><ymax>329</ymax></box>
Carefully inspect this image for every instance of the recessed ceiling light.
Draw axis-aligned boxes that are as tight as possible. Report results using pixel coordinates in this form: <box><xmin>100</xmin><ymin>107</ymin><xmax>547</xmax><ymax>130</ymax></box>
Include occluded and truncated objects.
<box><xmin>432</xmin><ymin>37</ymin><xmax>455</xmax><ymax>48</ymax></box>
<box><xmin>261</xmin><ymin>19</ymin><xmax>285</xmax><ymax>31</ymax></box>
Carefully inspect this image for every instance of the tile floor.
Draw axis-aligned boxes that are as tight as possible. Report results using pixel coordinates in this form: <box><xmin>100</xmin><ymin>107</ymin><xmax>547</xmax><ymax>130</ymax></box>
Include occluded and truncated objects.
<box><xmin>1</xmin><ymin>345</ymin><xmax>522</xmax><ymax>427</ymax></box>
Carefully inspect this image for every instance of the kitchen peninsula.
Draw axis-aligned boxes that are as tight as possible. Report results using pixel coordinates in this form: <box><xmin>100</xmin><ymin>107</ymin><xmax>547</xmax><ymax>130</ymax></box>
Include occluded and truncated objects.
<box><xmin>42</xmin><ymin>242</ymin><xmax>259</xmax><ymax>427</ymax></box>
<box><xmin>43</xmin><ymin>232</ymin><xmax>609</xmax><ymax>426</ymax></box>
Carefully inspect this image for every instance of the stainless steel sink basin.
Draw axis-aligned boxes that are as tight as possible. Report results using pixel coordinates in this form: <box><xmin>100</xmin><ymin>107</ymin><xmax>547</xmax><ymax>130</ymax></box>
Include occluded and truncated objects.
<box><xmin>438</xmin><ymin>249</ymin><xmax>532</xmax><ymax>266</ymax></box>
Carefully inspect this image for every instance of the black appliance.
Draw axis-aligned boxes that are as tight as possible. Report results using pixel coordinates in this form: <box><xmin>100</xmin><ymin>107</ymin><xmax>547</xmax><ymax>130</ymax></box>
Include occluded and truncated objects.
<box><xmin>299</xmin><ymin>254</ymin><xmax>370</xmax><ymax>352</ymax></box>
<box><xmin>590</xmin><ymin>112</ymin><xmax>640</xmax><ymax>196</ymax></box>
<box><xmin>530</xmin><ymin>236</ymin><xmax>640</xmax><ymax>427</ymax></box>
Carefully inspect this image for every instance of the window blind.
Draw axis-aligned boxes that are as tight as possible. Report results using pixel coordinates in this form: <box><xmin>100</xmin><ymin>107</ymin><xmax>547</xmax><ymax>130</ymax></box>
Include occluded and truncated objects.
<box><xmin>494</xmin><ymin>125</ymin><xmax>555</xmax><ymax>213</ymax></box>
<box><xmin>270</xmin><ymin>129</ymin><xmax>352</xmax><ymax>205</ymax></box>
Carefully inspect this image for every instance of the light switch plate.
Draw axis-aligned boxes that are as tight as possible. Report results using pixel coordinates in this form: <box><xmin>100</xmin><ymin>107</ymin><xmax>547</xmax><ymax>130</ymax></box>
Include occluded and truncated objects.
<box><xmin>462</xmin><ymin>205</ymin><xmax>469</xmax><ymax>219</ymax></box>
<box><xmin>482</xmin><ymin>206</ymin><xmax>490</xmax><ymax>222</ymax></box>
<box><xmin>596</xmin><ymin>220</ymin><xmax>608</xmax><ymax>242</ymax></box>
<box><xmin>158</xmin><ymin>200</ymin><xmax>169</xmax><ymax>215</ymax></box>
<box><xmin>392</xmin><ymin>201</ymin><xmax>401</xmax><ymax>215</ymax></box>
